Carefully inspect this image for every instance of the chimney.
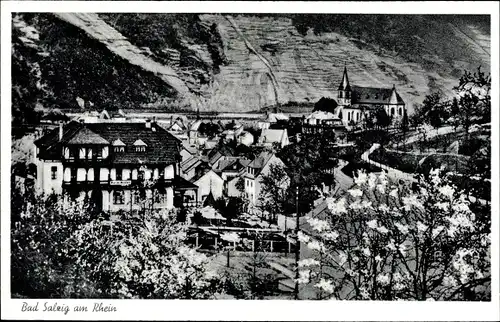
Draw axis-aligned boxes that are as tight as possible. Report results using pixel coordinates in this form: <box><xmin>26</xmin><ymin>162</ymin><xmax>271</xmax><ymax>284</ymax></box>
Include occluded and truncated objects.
<box><xmin>145</xmin><ymin>119</ymin><xmax>151</xmax><ymax>129</ymax></box>
<box><xmin>59</xmin><ymin>122</ymin><xmax>64</xmax><ymax>141</ymax></box>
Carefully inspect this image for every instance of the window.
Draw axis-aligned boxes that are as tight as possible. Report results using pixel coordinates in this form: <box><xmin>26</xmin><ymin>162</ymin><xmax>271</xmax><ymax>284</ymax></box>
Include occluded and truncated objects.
<box><xmin>399</xmin><ymin>107</ymin><xmax>403</xmax><ymax>116</ymax></box>
<box><xmin>113</xmin><ymin>191</ymin><xmax>125</xmax><ymax>205</ymax></box>
<box><xmin>114</xmin><ymin>146</ymin><xmax>125</xmax><ymax>153</ymax></box>
<box><xmin>116</xmin><ymin>168</ymin><xmax>122</xmax><ymax>180</ymax></box>
<box><xmin>391</xmin><ymin>107</ymin><xmax>395</xmax><ymax>116</ymax></box>
<box><xmin>132</xmin><ymin>190</ymin><xmax>140</xmax><ymax>204</ymax></box>
<box><xmin>51</xmin><ymin>166</ymin><xmax>57</xmax><ymax>180</ymax></box>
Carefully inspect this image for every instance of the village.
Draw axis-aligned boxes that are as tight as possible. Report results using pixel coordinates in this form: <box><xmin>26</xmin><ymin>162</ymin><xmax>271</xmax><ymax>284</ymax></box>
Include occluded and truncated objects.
<box><xmin>11</xmin><ymin>61</ymin><xmax>492</xmax><ymax>301</ymax></box>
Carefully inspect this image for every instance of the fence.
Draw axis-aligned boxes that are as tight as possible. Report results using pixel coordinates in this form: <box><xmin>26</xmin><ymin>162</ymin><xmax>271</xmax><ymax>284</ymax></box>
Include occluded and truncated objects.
<box><xmin>186</xmin><ymin>227</ymin><xmax>298</xmax><ymax>254</ymax></box>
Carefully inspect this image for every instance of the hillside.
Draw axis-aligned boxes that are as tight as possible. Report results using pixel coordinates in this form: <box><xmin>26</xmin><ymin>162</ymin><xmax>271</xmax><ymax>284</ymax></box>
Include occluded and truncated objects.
<box><xmin>11</xmin><ymin>13</ymin><xmax>490</xmax><ymax>123</ymax></box>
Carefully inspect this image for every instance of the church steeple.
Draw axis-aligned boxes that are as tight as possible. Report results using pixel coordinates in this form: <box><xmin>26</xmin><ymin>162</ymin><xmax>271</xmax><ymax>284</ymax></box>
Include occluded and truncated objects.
<box><xmin>337</xmin><ymin>64</ymin><xmax>352</xmax><ymax>106</ymax></box>
<box><xmin>389</xmin><ymin>84</ymin><xmax>399</xmax><ymax>105</ymax></box>
<box><xmin>338</xmin><ymin>65</ymin><xmax>351</xmax><ymax>91</ymax></box>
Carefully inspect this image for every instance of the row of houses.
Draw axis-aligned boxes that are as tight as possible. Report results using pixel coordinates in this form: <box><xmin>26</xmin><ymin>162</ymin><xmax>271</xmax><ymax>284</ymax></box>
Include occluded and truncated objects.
<box><xmin>33</xmin><ymin>116</ymin><xmax>288</xmax><ymax>213</ymax></box>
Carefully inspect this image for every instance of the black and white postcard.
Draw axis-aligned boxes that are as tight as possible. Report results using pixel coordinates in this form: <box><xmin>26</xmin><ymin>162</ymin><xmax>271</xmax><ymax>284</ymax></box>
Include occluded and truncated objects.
<box><xmin>1</xmin><ymin>1</ymin><xmax>499</xmax><ymax>321</ymax></box>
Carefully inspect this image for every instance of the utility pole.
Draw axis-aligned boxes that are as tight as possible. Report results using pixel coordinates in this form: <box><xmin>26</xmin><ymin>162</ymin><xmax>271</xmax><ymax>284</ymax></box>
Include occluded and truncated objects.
<box><xmin>294</xmin><ymin>185</ymin><xmax>300</xmax><ymax>300</ymax></box>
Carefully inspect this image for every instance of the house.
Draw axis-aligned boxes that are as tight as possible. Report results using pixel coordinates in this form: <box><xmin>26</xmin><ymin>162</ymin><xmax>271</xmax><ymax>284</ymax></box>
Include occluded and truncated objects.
<box><xmin>180</xmin><ymin>156</ymin><xmax>209</xmax><ymax>181</ymax></box>
<box><xmin>167</xmin><ymin>117</ymin><xmax>188</xmax><ymax>135</ymax></box>
<box><xmin>33</xmin><ymin>119</ymin><xmax>182</xmax><ymax>212</ymax></box>
<box><xmin>180</xmin><ymin>140</ymin><xmax>198</xmax><ymax>163</ymax></box>
<box><xmin>214</xmin><ymin>157</ymin><xmax>251</xmax><ymax>195</ymax></box>
<box><xmin>191</xmin><ymin>168</ymin><xmax>224</xmax><ymax>204</ymax></box>
<box><xmin>258</xmin><ymin>129</ymin><xmax>290</xmax><ymax>148</ymax></box>
<box><xmin>237</xmin><ymin>131</ymin><xmax>254</xmax><ymax>146</ymax></box>
<box><xmin>335</xmin><ymin>66</ymin><xmax>406</xmax><ymax>125</ymax></box>
<box><xmin>206</xmin><ymin>145</ymin><xmax>236</xmax><ymax>169</ymax></box>
<box><xmin>257</xmin><ymin>113</ymin><xmax>289</xmax><ymax>130</ymax></box>
<box><xmin>188</xmin><ymin>120</ymin><xmax>202</xmax><ymax>145</ymax></box>
<box><xmin>242</xmin><ymin>151</ymin><xmax>287</xmax><ymax>206</ymax></box>
<box><xmin>302</xmin><ymin>111</ymin><xmax>347</xmax><ymax>139</ymax></box>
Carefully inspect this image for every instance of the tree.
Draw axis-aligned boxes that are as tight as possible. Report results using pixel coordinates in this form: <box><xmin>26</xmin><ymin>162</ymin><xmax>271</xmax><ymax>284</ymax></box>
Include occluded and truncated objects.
<box><xmin>374</xmin><ymin>107</ymin><xmax>391</xmax><ymax>129</ymax></box>
<box><xmin>454</xmin><ymin>67</ymin><xmax>491</xmax><ymax>136</ymax></box>
<box><xmin>11</xmin><ymin>189</ymin><xmax>222</xmax><ymax>299</ymax></box>
<box><xmin>277</xmin><ymin>130</ymin><xmax>339</xmax><ymax>215</ymax></box>
<box><xmin>257</xmin><ymin>163</ymin><xmax>290</xmax><ymax>223</ymax></box>
<box><xmin>313</xmin><ymin>97</ymin><xmax>338</xmax><ymax>113</ymax></box>
<box><xmin>297</xmin><ymin>169</ymin><xmax>490</xmax><ymax>300</ymax></box>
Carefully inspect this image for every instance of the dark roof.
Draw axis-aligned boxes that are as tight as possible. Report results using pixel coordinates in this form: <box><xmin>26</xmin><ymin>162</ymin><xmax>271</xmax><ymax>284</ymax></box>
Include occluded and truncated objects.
<box><xmin>203</xmin><ymin>191</ymin><xmax>217</xmax><ymax>207</ymax></box>
<box><xmin>216</xmin><ymin>157</ymin><xmax>251</xmax><ymax>173</ymax></box>
<box><xmin>174</xmin><ymin>175</ymin><xmax>198</xmax><ymax>190</ymax></box>
<box><xmin>351</xmin><ymin>86</ymin><xmax>405</xmax><ymax>105</ymax></box>
<box><xmin>67</xmin><ymin>127</ymin><xmax>110</xmax><ymax>145</ymax></box>
<box><xmin>35</xmin><ymin>121</ymin><xmax>180</xmax><ymax>165</ymax></box>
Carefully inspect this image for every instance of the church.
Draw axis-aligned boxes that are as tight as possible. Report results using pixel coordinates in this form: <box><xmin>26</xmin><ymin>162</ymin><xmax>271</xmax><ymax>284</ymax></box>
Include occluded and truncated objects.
<box><xmin>334</xmin><ymin>66</ymin><xmax>406</xmax><ymax>125</ymax></box>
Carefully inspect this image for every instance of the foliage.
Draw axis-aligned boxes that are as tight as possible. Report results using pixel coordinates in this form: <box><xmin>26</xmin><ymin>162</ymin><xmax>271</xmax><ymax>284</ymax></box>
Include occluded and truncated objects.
<box><xmin>198</xmin><ymin>121</ymin><xmax>222</xmax><ymax>139</ymax></box>
<box><xmin>454</xmin><ymin>66</ymin><xmax>491</xmax><ymax>133</ymax></box>
<box><xmin>277</xmin><ymin>130</ymin><xmax>339</xmax><ymax>215</ymax></box>
<box><xmin>257</xmin><ymin>163</ymin><xmax>291</xmax><ymax>222</ymax></box>
<box><xmin>313</xmin><ymin>97</ymin><xmax>338</xmax><ymax>113</ymax></box>
<box><xmin>373</xmin><ymin>107</ymin><xmax>391</xmax><ymax>129</ymax></box>
<box><xmin>418</xmin><ymin>92</ymin><xmax>450</xmax><ymax>130</ymax></box>
<box><xmin>11</xmin><ymin>190</ymin><xmax>221</xmax><ymax>298</ymax></box>
<box><xmin>214</xmin><ymin>196</ymin><xmax>248</xmax><ymax>224</ymax></box>
<box><xmin>297</xmin><ymin>169</ymin><xmax>490</xmax><ymax>300</ymax></box>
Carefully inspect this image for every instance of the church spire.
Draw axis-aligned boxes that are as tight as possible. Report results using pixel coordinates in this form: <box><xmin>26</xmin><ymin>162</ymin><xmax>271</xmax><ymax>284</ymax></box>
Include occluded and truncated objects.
<box><xmin>389</xmin><ymin>84</ymin><xmax>399</xmax><ymax>105</ymax></box>
<box><xmin>338</xmin><ymin>64</ymin><xmax>351</xmax><ymax>91</ymax></box>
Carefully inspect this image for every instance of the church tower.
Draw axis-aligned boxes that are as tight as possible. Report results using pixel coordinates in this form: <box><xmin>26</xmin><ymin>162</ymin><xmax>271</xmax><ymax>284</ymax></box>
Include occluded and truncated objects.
<box><xmin>337</xmin><ymin>65</ymin><xmax>351</xmax><ymax>106</ymax></box>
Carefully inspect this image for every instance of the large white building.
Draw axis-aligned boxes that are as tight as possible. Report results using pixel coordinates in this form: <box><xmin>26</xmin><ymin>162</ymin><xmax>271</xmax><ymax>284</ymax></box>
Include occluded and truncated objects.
<box><xmin>33</xmin><ymin>120</ymin><xmax>183</xmax><ymax>212</ymax></box>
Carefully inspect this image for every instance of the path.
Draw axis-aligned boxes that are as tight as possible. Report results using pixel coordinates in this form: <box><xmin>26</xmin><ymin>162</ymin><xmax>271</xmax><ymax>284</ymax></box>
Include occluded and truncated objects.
<box><xmin>362</xmin><ymin>144</ymin><xmax>489</xmax><ymax>205</ymax></box>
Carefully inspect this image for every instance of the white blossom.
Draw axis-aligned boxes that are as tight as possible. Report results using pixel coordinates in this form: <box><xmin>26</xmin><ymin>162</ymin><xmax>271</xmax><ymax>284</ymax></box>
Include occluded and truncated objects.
<box><xmin>327</xmin><ymin>198</ymin><xmax>347</xmax><ymax>214</ymax></box>
<box><xmin>389</xmin><ymin>188</ymin><xmax>399</xmax><ymax>198</ymax></box>
<box><xmin>416</xmin><ymin>221</ymin><xmax>428</xmax><ymax>235</ymax></box>
<box><xmin>443</xmin><ymin>275</ymin><xmax>457</xmax><ymax>287</ymax></box>
<box><xmin>315</xmin><ymin>279</ymin><xmax>334</xmax><ymax>293</ymax></box>
<box><xmin>367</xmin><ymin>219</ymin><xmax>378</xmax><ymax>229</ymax></box>
<box><xmin>376</xmin><ymin>226</ymin><xmax>389</xmax><ymax>234</ymax></box>
<box><xmin>307</xmin><ymin>240</ymin><xmax>325</xmax><ymax>252</ymax></box>
<box><xmin>438</xmin><ymin>185</ymin><xmax>455</xmax><ymax>199</ymax></box>
<box><xmin>297</xmin><ymin>231</ymin><xmax>310</xmax><ymax>243</ymax></box>
<box><xmin>298</xmin><ymin>258</ymin><xmax>320</xmax><ymax>267</ymax></box>
<box><xmin>394</xmin><ymin>222</ymin><xmax>409</xmax><ymax>234</ymax></box>
<box><xmin>375</xmin><ymin>255</ymin><xmax>382</xmax><ymax>262</ymax></box>
<box><xmin>362</xmin><ymin>247</ymin><xmax>371</xmax><ymax>257</ymax></box>
<box><xmin>376</xmin><ymin>274</ymin><xmax>390</xmax><ymax>286</ymax></box>
<box><xmin>386</xmin><ymin>239</ymin><xmax>397</xmax><ymax>251</ymax></box>
<box><xmin>378</xmin><ymin>204</ymin><xmax>390</xmax><ymax>213</ymax></box>
<box><xmin>307</xmin><ymin>217</ymin><xmax>330</xmax><ymax>232</ymax></box>
<box><xmin>297</xmin><ymin>270</ymin><xmax>310</xmax><ymax>284</ymax></box>
<box><xmin>435</xmin><ymin>202</ymin><xmax>449</xmax><ymax>211</ymax></box>
<box><xmin>354</xmin><ymin>171</ymin><xmax>368</xmax><ymax>185</ymax></box>
<box><xmin>348</xmin><ymin>188</ymin><xmax>363</xmax><ymax>198</ymax></box>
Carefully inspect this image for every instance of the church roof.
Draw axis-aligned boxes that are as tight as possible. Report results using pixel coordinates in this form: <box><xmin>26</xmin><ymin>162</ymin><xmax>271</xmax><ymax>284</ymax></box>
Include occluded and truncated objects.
<box><xmin>351</xmin><ymin>85</ymin><xmax>405</xmax><ymax>105</ymax></box>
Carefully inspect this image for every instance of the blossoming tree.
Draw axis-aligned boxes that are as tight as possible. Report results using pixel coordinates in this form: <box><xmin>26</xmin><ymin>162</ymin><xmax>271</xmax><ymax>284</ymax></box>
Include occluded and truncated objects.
<box><xmin>12</xmin><ymin>188</ymin><xmax>221</xmax><ymax>299</ymax></box>
<box><xmin>297</xmin><ymin>168</ymin><xmax>490</xmax><ymax>300</ymax></box>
